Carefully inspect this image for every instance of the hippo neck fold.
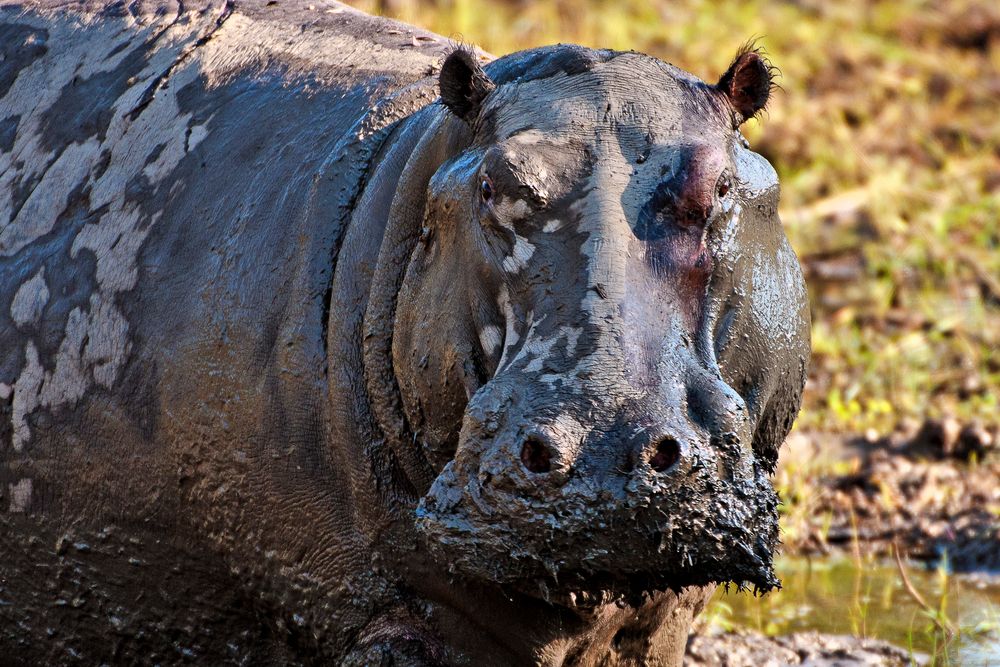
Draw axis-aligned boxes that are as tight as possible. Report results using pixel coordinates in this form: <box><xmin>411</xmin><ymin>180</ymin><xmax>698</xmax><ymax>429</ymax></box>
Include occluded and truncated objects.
<box><xmin>323</xmin><ymin>86</ymin><xmax>476</xmax><ymax>529</ymax></box>
<box><xmin>360</xmin><ymin>108</ymin><xmax>470</xmax><ymax>496</ymax></box>
<box><xmin>362</xmin><ymin>110</ymin><xmax>454</xmax><ymax>493</ymax></box>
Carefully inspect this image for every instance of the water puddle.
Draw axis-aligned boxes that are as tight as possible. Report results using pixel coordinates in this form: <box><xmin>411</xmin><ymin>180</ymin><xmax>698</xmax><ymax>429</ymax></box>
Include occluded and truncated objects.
<box><xmin>707</xmin><ymin>555</ymin><xmax>1000</xmax><ymax>665</ymax></box>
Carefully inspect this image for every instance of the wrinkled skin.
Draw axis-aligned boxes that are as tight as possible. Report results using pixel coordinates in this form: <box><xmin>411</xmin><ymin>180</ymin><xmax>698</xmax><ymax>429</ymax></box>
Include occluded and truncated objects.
<box><xmin>0</xmin><ymin>1</ymin><xmax>809</xmax><ymax>665</ymax></box>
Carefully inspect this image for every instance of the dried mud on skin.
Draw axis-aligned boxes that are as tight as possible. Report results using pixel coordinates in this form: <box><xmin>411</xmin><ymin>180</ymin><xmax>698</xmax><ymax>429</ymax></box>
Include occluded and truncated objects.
<box><xmin>779</xmin><ymin>425</ymin><xmax>1000</xmax><ymax>570</ymax></box>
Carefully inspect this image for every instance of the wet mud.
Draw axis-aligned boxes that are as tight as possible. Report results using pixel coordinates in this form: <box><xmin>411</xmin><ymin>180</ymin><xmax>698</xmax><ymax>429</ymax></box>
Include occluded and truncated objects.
<box><xmin>779</xmin><ymin>427</ymin><xmax>1000</xmax><ymax>571</ymax></box>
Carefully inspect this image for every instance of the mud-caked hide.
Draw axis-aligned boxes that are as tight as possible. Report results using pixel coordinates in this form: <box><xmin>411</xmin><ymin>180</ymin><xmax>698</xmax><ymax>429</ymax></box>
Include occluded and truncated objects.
<box><xmin>0</xmin><ymin>2</ymin><xmax>809</xmax><ymax>665</ymax></box>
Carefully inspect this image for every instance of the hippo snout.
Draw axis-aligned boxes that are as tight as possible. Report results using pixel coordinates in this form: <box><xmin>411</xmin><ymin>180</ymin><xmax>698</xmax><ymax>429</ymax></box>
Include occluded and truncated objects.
<box><xmin>415</xmin><ymin>374</ymin><xmax>780</xmax><ymax>599</ymax></box>
<box><xmin>471</xmin><ymin>410</ymin><xmax>690</xmax><ymax>490</ymax></box>
<box><xmin>504</xmin><ymin>417</ymin><xmax>687</xmax><ymax>481</ymax></box>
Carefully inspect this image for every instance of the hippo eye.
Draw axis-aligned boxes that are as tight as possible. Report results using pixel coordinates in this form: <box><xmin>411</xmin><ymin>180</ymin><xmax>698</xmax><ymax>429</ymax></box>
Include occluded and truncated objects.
<box><xmin>480</xmin><ymin>176</ymin><xmax>494</xmax><ymax>203</ymax></box>
<box><xmin>716</xmin><ymin>174</ymin><xmax>731</xmax><ymax>199</ymax></box>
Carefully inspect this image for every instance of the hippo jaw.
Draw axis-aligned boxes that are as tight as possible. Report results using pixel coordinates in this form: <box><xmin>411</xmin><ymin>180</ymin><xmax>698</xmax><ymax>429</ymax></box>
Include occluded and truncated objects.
<box><xmin>417</xmin><ymin>477</ymin><xmax>780</xmax><ymax>602</ymax></box>
<box><xmin>415</xmin><ymin>401</ymin><xmax>781</xmax><ymax>601</ymax></box>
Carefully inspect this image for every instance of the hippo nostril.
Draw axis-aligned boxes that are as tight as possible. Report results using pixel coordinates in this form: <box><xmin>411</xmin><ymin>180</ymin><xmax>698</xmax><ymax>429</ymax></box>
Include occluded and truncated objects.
<box><xmin>520</xmin><ymin>436</ymin><xmax>552</xmax><ymax>474</ymax></box>
<box><xmin>650</xmin><ymin>436</ymin><xmax>681</xmax><ymax>472</ymax></box>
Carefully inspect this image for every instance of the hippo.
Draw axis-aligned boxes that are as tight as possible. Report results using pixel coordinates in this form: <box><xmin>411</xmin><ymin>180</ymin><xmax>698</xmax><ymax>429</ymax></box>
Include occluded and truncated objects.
<box><xmin>0</xmin><ymin>0</ymin><xmax>810</xmax><ymax>664</ymax></box>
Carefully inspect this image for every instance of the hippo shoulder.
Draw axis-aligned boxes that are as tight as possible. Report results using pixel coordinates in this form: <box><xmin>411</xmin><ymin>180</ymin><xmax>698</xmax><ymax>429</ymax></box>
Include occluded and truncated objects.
<box><xmin>0</xmin><ymin>0</ymin><xmax>449</xmax><ymax>480</ymax></box>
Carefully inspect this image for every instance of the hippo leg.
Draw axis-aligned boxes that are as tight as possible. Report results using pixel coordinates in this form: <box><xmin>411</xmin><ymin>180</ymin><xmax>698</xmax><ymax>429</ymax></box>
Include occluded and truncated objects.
<box><xmin>564</xmin><ymin>586</ymin><xmax>716</xmax><ymax>665</ymax></box>
<box><xmin>344</xmin><ymin>609</ymin><xmax>446</xmax><ymax>667</ymax></box>
<box><xmin>623</xmin><ymin>587</ymin><xmax>716</xmax><ymax>664</ymax></box>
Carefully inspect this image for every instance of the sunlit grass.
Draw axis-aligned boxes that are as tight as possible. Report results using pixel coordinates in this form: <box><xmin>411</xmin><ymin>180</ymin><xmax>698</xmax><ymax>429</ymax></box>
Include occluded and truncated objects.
<box><xmin>349</xmin><ymin>0</ymin><xmax>1000</xmax><ymax>435</ymax></box>
<box><xmin>699</xmin><ymin>554</ymin><xmax>1000</xmax><ymax>665</ymax></box>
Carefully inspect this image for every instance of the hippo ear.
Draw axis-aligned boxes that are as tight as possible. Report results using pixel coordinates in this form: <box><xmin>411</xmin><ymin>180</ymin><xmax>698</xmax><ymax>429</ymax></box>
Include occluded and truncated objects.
<box><xmin>439</xmin><ymin>48</ymin><xmax>496</xmax><ymax>124</ymax></box>
<box><xmin>716</xmin><ymin>45</ymin><xmax>776</xmax><ymax>124</ymax></box>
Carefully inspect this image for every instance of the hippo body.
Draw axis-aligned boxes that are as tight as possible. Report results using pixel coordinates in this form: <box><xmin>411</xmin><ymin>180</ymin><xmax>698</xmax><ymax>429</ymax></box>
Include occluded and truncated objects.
<box><xmin>0</xmin><ymin>1</ymin><xmax>810</xmax><ymax>664</ymax></box>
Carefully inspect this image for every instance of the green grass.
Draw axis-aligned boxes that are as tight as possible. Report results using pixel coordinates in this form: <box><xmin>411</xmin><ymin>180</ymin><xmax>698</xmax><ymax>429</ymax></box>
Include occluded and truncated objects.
<box><xmin>699</xmin><ymin>554</ymin><xmax>1000</xmax><ymax>664</ymax></box>
<box><xmin>351</xmin><ymin>0</ymin><xmax>1000</xmax><ymax>435</ymax></box>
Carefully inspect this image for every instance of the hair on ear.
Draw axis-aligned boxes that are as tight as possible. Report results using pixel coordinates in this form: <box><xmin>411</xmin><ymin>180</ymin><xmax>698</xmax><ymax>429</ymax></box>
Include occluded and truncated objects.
<box><xmin>439</xmin><ymin>46</ymin><xmax>496</xmax><ymax>124</ymax></box>
<box><xmin>716</xmin><ymin>41</ymin><xmax>779</xmax><ymax>125</ymax></box>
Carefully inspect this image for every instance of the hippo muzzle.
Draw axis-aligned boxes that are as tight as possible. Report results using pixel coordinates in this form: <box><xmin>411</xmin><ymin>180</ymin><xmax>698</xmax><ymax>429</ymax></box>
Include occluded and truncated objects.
<box><xmin>416</xmin><ymin>350</ymin><xmax>781</xmax><ymax>600</ymax></box>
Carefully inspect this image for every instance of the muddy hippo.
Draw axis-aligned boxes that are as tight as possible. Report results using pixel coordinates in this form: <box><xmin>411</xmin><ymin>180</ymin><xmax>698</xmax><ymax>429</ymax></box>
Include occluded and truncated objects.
<box><xmin>0</xmin><ymin>0</ymin><xmax>810</xmax><ymax>663</ymax></box>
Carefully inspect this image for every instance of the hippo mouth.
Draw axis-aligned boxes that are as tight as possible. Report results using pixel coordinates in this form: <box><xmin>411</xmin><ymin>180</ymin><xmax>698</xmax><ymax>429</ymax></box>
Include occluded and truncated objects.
<box><xmin>415</xmin><ymin>449</ymin><xmax>781</xmax><ymax>600</ymax></box>
<box><xmin>510</xmin><ymin>567</ymin><xmax>749</xmax><ymax>615</ymax></box>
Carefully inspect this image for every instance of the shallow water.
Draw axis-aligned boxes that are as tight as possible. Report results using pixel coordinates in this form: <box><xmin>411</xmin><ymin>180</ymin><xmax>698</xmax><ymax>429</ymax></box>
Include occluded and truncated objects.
<box><xmin>709</xmin><ymin>555</ymin><xmax>1000</xmax><ymax>665</ymax></box>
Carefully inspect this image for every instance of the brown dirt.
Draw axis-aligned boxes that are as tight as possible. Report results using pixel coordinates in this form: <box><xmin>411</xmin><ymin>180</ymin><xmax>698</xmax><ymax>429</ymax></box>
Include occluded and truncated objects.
<box><xmin>684</xmin><ymin>629</ymin><xmax>918</xmax><ymax>666</ymax></box>
<box><xmin>779</xmin><ymin>423</ymin><xmax>1000</xmax><ymax>571</ymax></box>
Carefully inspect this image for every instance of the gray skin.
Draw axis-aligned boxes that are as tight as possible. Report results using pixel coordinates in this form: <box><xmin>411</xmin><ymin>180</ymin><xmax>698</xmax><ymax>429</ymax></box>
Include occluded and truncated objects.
<box><xmin>0</xmin><ymin>0</ymin><xmax>810</xmax><ymax>664</ymax></box>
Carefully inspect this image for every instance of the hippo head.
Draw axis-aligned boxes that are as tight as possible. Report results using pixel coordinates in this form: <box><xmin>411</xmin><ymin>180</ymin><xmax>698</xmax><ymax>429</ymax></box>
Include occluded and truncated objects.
<box><xmin>390</xmin><ymin>45</ymin><xmax>810</xmax><ymax>601</ymax></box>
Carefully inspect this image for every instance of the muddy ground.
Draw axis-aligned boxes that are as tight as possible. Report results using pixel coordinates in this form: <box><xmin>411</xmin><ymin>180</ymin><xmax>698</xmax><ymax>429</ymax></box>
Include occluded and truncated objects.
<box><xmin>685</xmin><ymin>630</ymin><xmax>917</xmax><ymax>666</ymax></box>
<box><xmin>683</xmin><ymin>422</ymin><xmax>998</xmax><ymax>665</ymax></box>
<box><xmin>778</xmin><ymin>422</ymin><xmax>999</xmax><ymax>570</ymax></box>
